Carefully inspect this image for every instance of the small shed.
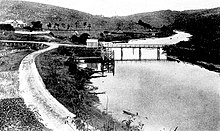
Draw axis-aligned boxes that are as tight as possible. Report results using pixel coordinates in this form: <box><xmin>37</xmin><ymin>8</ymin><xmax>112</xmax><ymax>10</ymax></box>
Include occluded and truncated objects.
<box><xmin>86</xmin><ymin>39</ymin><xmax>99</xmax><ymax>48</ymax></box>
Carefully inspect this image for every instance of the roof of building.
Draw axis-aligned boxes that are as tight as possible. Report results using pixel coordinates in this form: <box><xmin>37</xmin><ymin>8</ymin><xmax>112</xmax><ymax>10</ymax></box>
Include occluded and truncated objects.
<box><xmin>86</xmin><ymin>39</ymin><xmax>98</xmax><ymax>43</ymax></box>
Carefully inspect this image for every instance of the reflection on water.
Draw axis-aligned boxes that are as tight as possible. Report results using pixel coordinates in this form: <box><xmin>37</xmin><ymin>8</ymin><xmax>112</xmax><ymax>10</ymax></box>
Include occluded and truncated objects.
<box><xmin>92</xmin><ymin>61</ymin><xmax>220</xmax><ymax>131</ymax></box>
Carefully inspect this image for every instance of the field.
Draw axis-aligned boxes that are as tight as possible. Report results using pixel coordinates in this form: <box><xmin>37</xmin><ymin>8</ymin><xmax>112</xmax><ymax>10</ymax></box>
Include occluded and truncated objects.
<box><xmin>0</xmin><ymin>46</ymin><xmax>50</xmax><ymax>131</ymax></box>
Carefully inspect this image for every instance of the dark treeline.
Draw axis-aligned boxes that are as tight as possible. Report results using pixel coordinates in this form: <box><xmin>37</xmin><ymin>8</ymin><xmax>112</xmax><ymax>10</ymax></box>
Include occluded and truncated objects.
<box><xmin>165</xmin><ymin>12</ymin><xmax>220</xmax><ymax>67</ymax></box>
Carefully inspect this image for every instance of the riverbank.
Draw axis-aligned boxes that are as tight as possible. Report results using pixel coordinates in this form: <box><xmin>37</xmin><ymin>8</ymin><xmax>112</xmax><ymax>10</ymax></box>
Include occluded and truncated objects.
<box><xmin>164</xmin><ymin>33</ymin><xmax>220</xmax><ymax>74</ymax></box>
<box><xmin>35</xmin><ymin>46</ymin><xmax>126</xmax><ymax>131</ymax></box>
<box><xmin>167</xmin><ymin>56</ymin><xmax>220</xmax><ymax>73</ymax></box>
<box><xmin>168</xmin><ymin>12</ymin><xmax>220</xmax><ymax>74</ymax></box>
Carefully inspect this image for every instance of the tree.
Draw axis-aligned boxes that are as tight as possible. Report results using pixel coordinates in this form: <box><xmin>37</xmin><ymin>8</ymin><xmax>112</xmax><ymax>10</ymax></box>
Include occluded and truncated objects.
<box><xmin>0</xmin><ymin>24</ymin><xmax>15</xmax><ymax>31</ymax></box>
<box><xmin>31</xmin><ymin>21</ymin><xmax>42</xmax><ymax>31</ymax></box>
<box><xmin>138</xmin><ymin>20</ymin><xmax>152</xmax><ymax>29</ymax></box>
<box><xmin>116</xmin><ymin>21</ymin><xmax>123</xmax><ymax>30</ymax></box>
<box><xmin>54</xmin><ymin>23</ymin><xmax>60</xmax><ymax>30</ymax></box>
<box><xmin>79</xmin><ymin>33</ymin><xmax>90</xmax><ymax>45</ymax></box>
<box><xmin>128</xmin><ymin>21</ymin><xmax>135</xmax><ymax>30</ymax></box>
<box><xmin>87</xmin><ymin>24</ymin><xmax>91</xmax><ymax>31</ymax></box>
<box><xmin>75</xmin><ymin>21</ymin><xmax>79</xmax><ymax>29</ymax></box>
<box><xmin>46</xmin><ymin>22</ymin><xmax>52</xmax><ymax>29</ymax></box>
<box><xmin>99</xmin><ymin>32</ymin><xmax>106</xmax><ymax>41</ymax></box>
<box><xmin>61</xmin><ymin>23</ymin><xmax>65</xmax><ymax>29</ymax></box>
<box><xmin>83</xmin><ymin>22</ymin><xmax>87</xmax><ymax>27</ymax></box>
<box><xmin>71</xmin><ymin>35</ymin><xmax>79</xmax><ymax>43</ymax></box>
<box><xmin>66</xmin><ymin>24</ymin><xmax>70</xmax><ymax>30</ymax></box>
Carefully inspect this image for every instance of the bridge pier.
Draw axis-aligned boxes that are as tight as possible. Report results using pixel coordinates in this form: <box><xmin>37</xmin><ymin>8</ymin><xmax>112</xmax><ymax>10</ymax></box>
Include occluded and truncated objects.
<box><xmin>157</xmin><ymin>47</ymin><xmax>160</xmax><ymax>60</ymax></box>
<box><xmin>121</xmin><ymin>47</ymin><xmax>123</xmax><ymax>60</ymax></box>
<box><xmin>139</xmin><ymin>47</ymin><xmax>141</xmax><ymax>60</ymax></box>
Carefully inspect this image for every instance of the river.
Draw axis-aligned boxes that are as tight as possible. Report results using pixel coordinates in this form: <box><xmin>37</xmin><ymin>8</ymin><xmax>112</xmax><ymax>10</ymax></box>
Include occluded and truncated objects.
<box><xmin>90</xmin><ymin>31</ymin><xmax>220</xmax><ymax>131</ymax></box>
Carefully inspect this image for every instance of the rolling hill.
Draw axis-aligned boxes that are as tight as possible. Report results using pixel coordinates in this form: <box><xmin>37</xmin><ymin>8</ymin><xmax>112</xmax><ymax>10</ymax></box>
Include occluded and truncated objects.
<box><xmin>0</xmin><ymin>0</ymin><xmax>178</xmax><ymax>30</ymax></box>
<box><xmin>0</xmin><ymin>0</ymin><xmax>220</xmax><ymax>31</ymax></box>
<box><xmin>0</xmin><ymin>0</ymin><xmax>113</xmax><ymax>29</ymax></box>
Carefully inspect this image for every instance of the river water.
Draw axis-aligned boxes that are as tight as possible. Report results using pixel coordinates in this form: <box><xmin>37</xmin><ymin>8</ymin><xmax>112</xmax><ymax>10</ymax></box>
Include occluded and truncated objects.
<box><xmin>90</xmin><ymin>31</ymin><xmax>220</xmax><ymax>131</ymax></box>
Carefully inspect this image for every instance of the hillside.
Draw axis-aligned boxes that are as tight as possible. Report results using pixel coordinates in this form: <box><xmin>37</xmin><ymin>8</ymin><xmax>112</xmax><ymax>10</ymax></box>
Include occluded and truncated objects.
<box><xmin>121</xmin><ymin>10</ymin><xmax>180</xmax><ymax>28</ymax></box>
<box><xmin>164</xmin><ymin>7</ymin><xmax>220</xmax><ymax>72</ymax></box>
<box><xmin>0</xmin><ymin>0</ymin><xmax>178</xmax><ymax>30</ymax></box>
<box><xmin>0</xmin><ymin>0</ymin><xmax>220</xmax><ymax>31</ymax></box>
<box><xmin>0</xmin><ymin>0</ymin><xmax>114</xmax><ymax>30</ymax></box>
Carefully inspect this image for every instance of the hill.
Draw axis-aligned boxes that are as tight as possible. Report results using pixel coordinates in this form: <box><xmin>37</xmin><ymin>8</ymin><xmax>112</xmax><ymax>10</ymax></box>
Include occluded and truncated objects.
<box><xmin>0</xmin><ymin>0</ymin><xmax>220</xmax><ymax>31</ymax></box>
<box><xmin>0</xmin><ymin>0</ymin><xmax>179</xmax><ymax>30</ymax></box>
<box><xmin>164</xmin><ymin>7</ymin><xmax>220</xmax><ymax>72</ymax></box>
<box><xmin>0</xmin><ymin>0</ymin><xmax>114</xmax><ymax>30</ymax></box>
<box><xmin>120</xmin><ymin>10</ymin><xmax>180</xmax><ymax>28</ymax></box>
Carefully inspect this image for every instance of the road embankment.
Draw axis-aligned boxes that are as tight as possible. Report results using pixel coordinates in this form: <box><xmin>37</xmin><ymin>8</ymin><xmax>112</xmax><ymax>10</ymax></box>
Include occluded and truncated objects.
<box><xmin>18</xmin><ymin>42</ymin><xmax>78</xmax><ymax>131</ymax></box>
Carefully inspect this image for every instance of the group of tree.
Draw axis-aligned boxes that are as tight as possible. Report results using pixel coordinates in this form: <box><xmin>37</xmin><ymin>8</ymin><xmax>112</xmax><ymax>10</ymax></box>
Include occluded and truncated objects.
<box><xmin>75</xmin><ymin>21</ymin><xmax>92</xmax><ymax>30</ymax></box>
<box><xmin>137</xmin><ymin>20</ymin><xmax>152</xmax><ymax>29</ymax></box>
<box><xmin>0</xmin><ymin>24</ymin><xmax>15</xmax><ymax>31</ymax></box>
<box><xmin>46</xmin><ymin>21</ymin><xmax>92</xmax><ymax>31</ymax></box>
<box><xmin>165</xmin><ymin>12</ymin><xmax>220</xmax><ymax>65</ymax></box>
<box><xmin>46</xmin><ymin>22</ymin><xmax>70</xmax><ymax>30</ymax></box>
<box><xmin>23</xmin><ymin>21</ymin><xmax>43</xmax><ymax>31</ymax></box>
<box><xmin>70</xmin><ymin>33</ymin><xmax>90</xmax><ymax>45</ymax></box>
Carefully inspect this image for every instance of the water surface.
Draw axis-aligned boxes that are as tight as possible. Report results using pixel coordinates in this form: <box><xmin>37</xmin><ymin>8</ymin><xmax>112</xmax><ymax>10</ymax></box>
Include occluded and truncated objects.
<box><xmin>90</xmin><ymin>31</ymin><xmax>220</xmax><ymax>131</ymax></box>
<box><xmin>92</xmin><ymin>61</ymin><xmax>220</xmax><ymax>131</ymax></box>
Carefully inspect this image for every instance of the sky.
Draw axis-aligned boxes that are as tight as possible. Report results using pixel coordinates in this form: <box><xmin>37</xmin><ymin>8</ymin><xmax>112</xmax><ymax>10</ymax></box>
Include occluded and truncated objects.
<box><xmin>22</xmin><ymin>0</ymin><xmax>220</xmax><ymax>17</ymax></box>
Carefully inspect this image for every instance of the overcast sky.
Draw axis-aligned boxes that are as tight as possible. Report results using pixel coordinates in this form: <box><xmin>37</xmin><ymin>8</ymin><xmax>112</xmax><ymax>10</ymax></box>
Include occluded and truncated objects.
<box><xmin>23</xmin><ymin>0</ymin><xmax>220</xmax><ymax>17</ymax></box>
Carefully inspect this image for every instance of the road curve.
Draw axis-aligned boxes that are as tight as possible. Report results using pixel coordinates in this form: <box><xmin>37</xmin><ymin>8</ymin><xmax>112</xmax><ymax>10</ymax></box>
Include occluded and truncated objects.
<box><xmin>18</xmin><ymin>42</ymin><xmax>80</xmax><ymax>131</ymax></box>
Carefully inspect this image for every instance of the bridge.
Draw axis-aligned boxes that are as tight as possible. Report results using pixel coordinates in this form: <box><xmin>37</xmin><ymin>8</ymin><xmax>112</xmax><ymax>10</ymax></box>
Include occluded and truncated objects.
<box><xmin>102</xmin><ymin>43</ymin><xmax>166</xmax><ymax>48</ymax></box>
<box><xmin>101</xmin><ymin>43</ymin><xmax>169</xmax><ymax>60</ymax></box>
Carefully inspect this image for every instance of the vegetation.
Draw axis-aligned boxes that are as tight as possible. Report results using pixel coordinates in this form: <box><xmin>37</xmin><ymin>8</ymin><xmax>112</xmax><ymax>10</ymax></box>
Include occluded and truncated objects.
<box><xmin>137</xmin><ymin>20</ymin><xmax>152</xmax><ymax>29</ymax></box>
<box><xmin>0</xmin><ymin>48</ymin><xmax>33</xmax><ymax>71</ymax></box>
<box><xmin>164</xmin><ymin>10</ymin><xmax>220</xmax><ymax>72</ymax></box>
<box><xmin>0</xmin><ymin>0</ymin><xmax>177</xmax><ymax>32</ymax></box>
<box><xmin>0</xmin><ymin>45</ymin><xmax>49</xmax><ymax>130</ymax></box>
<box><xmin>36</xmin><ymin>46</ymin><xmax>127</xmax><ymax>130</ymax></box>
<box><xmin>0</xmin><ymin>98</ymin><xmax>50</xmax><ymax>131</ymax></box>
<box><xmin>0</xmin><ymin>24</ymin><xmax>15</xmax><ymax>31</ymax></box>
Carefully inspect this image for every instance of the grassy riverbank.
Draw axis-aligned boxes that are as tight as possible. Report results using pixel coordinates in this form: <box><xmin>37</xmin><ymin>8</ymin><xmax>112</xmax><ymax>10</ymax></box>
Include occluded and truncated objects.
<box><xmin>36</xmin><ymin>46</ymin><xmax>127</xmax><ymax>131</ymax></box>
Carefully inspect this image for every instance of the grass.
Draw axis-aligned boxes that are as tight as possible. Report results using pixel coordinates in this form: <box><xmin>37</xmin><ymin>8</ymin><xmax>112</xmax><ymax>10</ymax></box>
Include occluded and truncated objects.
<box><xmin>0</xmin><ymin>49</ymin><xmax>33</xmax><ymax>72</ymax></box>
<box><xmin>0</xmin><ymin>98</ymin><xmax>51</xmax><ymax>131</ymax></box>
<box><xmin>0</xmin><ymin>46</ymin><xmax>50</xmax><ymax>131</ymax></box>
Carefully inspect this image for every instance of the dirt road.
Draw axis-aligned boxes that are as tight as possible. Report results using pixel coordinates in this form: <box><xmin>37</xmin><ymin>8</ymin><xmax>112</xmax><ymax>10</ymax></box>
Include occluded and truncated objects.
<box><xmin>18</xmin><ymin>42</ymin><xmax>79</xmax><ymax>131</ymax></box>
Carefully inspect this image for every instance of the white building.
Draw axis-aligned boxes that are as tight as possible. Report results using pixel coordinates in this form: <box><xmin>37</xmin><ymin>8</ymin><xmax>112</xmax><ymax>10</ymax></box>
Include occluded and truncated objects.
<box><xmin>86</xmin><ymin>39</ymin><xmax>99</xmax><ymax>48</ymax></box>
<box><xmin>2</xmin><ymin>20</ymin><xmax>27</xmax><ymax>28</ymax></box>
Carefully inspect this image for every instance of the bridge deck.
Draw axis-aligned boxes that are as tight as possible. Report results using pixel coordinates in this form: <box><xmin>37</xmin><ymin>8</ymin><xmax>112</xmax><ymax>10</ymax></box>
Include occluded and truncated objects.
<box><xmin>102</xmin><ymin>44</ymin><xmax>168</xmax><ymax>48</ymax></box>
